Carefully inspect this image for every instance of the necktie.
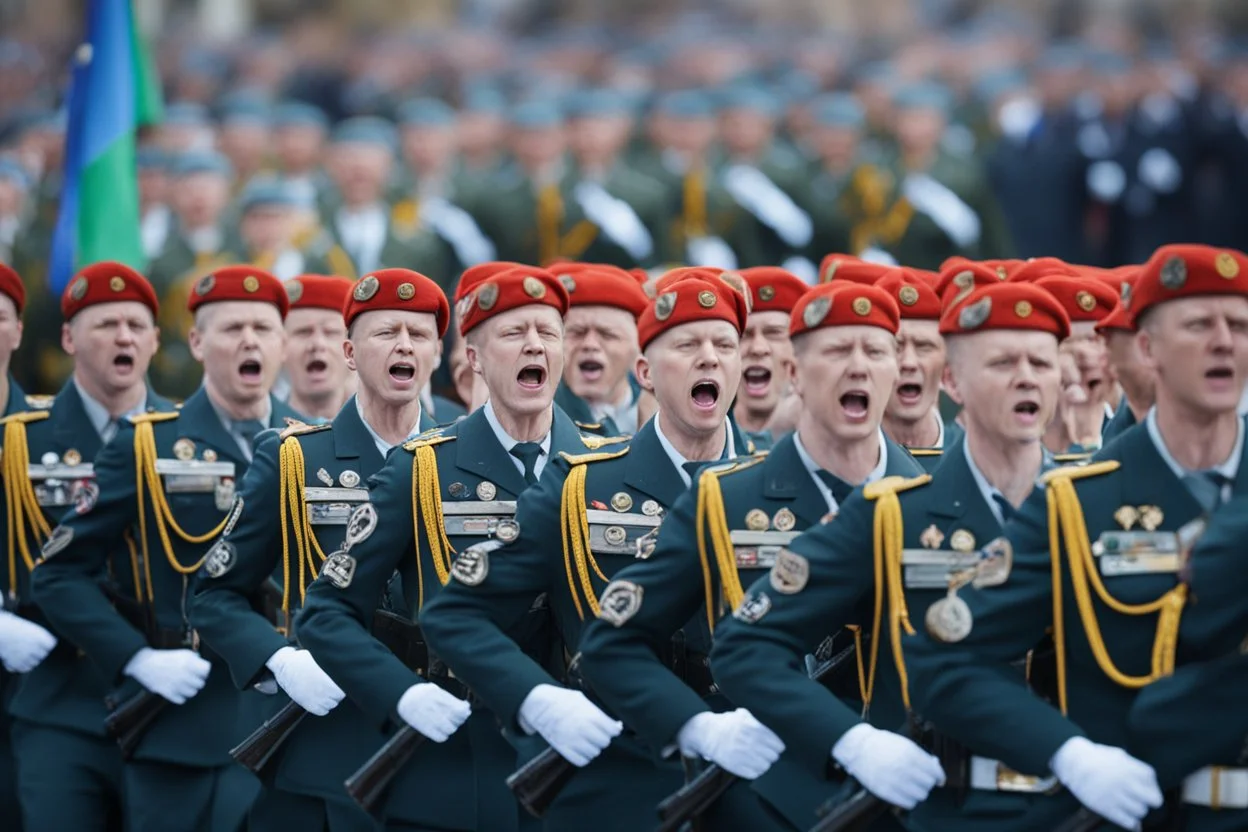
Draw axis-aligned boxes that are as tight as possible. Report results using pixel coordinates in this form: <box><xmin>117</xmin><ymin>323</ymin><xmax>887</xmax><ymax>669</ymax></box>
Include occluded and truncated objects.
<box><xmin>992</xmin><ymin>493</ymin><xmax>1017</xmax><ymax>524</ymax></box>
<box><xmin>815</xmin><ymin>470</ymin><xmax>855</xmax><ymax>504</ymax></box>
<box><xmin>102</xmin><ymin>419</ymin><xmax>119</xmax><ymax>444</ymax></box>
<box><xmin>234</xmin><ymin>419</ymin><xmax>266</xmax><ymax>453</ymax></box>
<box><xmin>1184</xmin><ymin>471</ymin><xmax>1231</xmax><ymax>513</ymax></box>
<box><xmin>510</xmin><ymin>442</ymin><xmax>543</xmax><ymax>487</ymax></box>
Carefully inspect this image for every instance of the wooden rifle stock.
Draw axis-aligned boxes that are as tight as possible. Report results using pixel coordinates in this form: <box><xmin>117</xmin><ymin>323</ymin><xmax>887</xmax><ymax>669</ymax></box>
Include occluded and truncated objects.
<box><xmin>230</xmin><ymin>700</ymin><xmax>309</xmax><ymax>776</ymax></box>
<box><xmin>104</xmin><ymin>688</ymin><xmax>168</xmax><ymax>760</ymax></box>
<box><xmin>507</xmin><ymin>746</ymin><xmax>579</xmax><ymax>819</ymax></box>
<box><xmin>808</xmin><ymin>787</ymin><xmax>891</xmax><ymax>832</ymax></box>
<box><xmin>344</xmin><ymin>725</ymin><xmax>427</xmax><ymax>818</ymax></box>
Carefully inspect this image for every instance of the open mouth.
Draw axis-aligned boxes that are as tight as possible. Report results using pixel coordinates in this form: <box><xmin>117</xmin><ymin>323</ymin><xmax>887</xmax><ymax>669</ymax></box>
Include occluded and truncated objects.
<box><xmin>743</xmin><ymin>366</ymin><xmax>771</xmax><ymax>396</ymax></box>
<box><xmin>1206</xmin><ymin>367</ymin><xmax>1233</xmax><ymax>380</ymax></box>
<box><xmin>517</xmin><ymin>364</ymin><xmax>547</xmax><ymax>390</ymax></box>
<box><xmin>578</xmin><ymin>360</ymin><xmax>604</xmax><ymax>383</ymax></box>
<box><xmin>389</xmin><ymin>362</ymin><xmax>415</xmax><ymax>382</ymax></box>
<box><xmin>1013</xmin><ymin>400</ymin><xmax>1040</xmax><ymax>422</ymax></box>
<box><xmin>895</xmin><ymin>382</ymin><xmax>923</xmax><ymax>407</ymax></box>
<box><xmin>113</xmin><ymin>354</ymin><xmax>135</xmax><ymax>371</ymax></box>
<box><xmin>690</xmin><ymin>380</ymin><xmax>720</xmax><ymax>411</ymax></box>
<box><xmin>239</xmin><ymin>360</ymin><xmax>262</xmax><ymax>382</ymax></box>
<box><xmin>839</xmin><ymin>390</ymin><xmax>870</xmax><ymax>420</ymax></box>
<box><xmin>306</xmin><ymin>359</ymin><xmax>328</xmax><ymax>376</ymax></box>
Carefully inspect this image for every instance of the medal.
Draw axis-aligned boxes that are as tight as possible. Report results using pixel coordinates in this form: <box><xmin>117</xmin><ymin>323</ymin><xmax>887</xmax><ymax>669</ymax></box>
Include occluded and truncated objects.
<box><xmin>925</xmin><ymin>591</ymin><xmax>973</xmax><ymax>643</ymax></box>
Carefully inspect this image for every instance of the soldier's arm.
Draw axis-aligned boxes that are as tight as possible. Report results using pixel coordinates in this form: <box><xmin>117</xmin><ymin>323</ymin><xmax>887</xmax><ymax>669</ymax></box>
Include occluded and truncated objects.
<box><xmin>905</xmin><ymin>487</ymin><xmax>1082</xmax><ymax>774</ymax></box>
<box><xmin>419</xmin><ymin>465</ymin><xmax>566</xmax><ymax>733</ymax></box>
<box><xmin>30</xmin><ymin>424</ymin><xmax>149</xmax><ymax>682</ymax></box>
<box><xmin>577</xmin><ymin>481</ymin><xmax>714</xmax><ymax>754</ymax></box>
<box><xmin>710</xmin><ymin>495</ymin><xmax>878</xmax><ymax>773</ymax></box>
<box><xmin>189</xmin><ymin>433</ymin><xmax>288</xmax><ymax>689</ymax></box>
<box><xmin>295</xmin><ymin>449</ymin><xmax>421</xmax><ymax>728</ymax></box>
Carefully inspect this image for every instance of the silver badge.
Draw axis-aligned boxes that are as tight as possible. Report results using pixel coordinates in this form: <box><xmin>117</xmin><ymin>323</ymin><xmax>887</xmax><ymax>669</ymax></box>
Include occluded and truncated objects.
<box><xmin>322</xmin><ymin>552</ymin><xmax>357</xmax><ymax>589</ymax></box>
<box><xmin>214</xmin><ymin>477</ymin><xmax>235</xmax><ymax>511</ymax></box>
<box><xmin>494</xmin><ymin>519</ymin><xmax>520</xmax><ymax>543</ymax></box>
<box><xmin>452</xmin><ymin>541</ymin><xmax>499</xmax><ymax>586</ymax></box>
<box><xmin>72</xmin><ymin>480</ymin><xmax>99</xmax><ymax>515</ymax></box>
<box><xmin>925</xmin><ymin>593</ymin><xmax>973</xmax><ymax>642</ymax></box>
<box><xmin>339</xmin><ymin>470</ymin><xmax>360</xmax><ymax>488</ymax></box>
<box><xmin>641</xmin><ymin>500</ymin><xmax>662</xmax><ymax>517</ymax></box>
<box><xmin>449</xmin><ymin>482</ymin><xmax>469</xmax><ymax>499</ymax></box>
<box><xmin>733</xmin><ymin>590</ymin><xmax>772</xmax><ymax>624</ymax></box>
<box><xmin>972</xmin><ymin>537</ymin><xmax>1013</xmax><ymax>588</ymax></box>
<box><xmin>41</xmin><ymin>451</ymin><xmax>58</xmax><ymax>467</ymax></box>
<box><xmin>1160</xmin><ymin>256</ymin><xmax>1187</xmax><ymax>290</ymax></box>
<box><xmin>477</xmin><ymin>481</ymin><xmax>497</xmax><ymax>501</ymax></box>
<box><xmin>221</xmin><ymin>496</ymin><xmax>245</xmax><ymax>537</ymax></box>
<box><xmin>957</xmin><ymin>296</ymin><xmax>992</xmax><ymax>330</ymax></box>
<box><xmin>635</xmin><ymin>528</ymin><xmax>659</xmax><ymax>560</ymax></box>
<box><xmin>203</xmin><ymin>540</ymin><xmax>236</xmax><ymax>578</ymax></box>
<box><xmin>597</xmin><ymin>580</ymin><xmax>644</xmax><ymax>627</ymax></box>
<box><xmin>769</xmin><ymin>549</ymin><xmax>810</xmax><ymax>595</ymax></box>
<box><xmin>802</xmin><ymin>295</ymin><xmax>831</xmax><ymax>329</ymax></box>
<box><xmin>316</xmin><ymin>468</ymin><xmax>333</xmax><ymax>486</ymax></box>
<box><xmin>40</xmin><ymin>525</ymin><xmax>73</xmax><ymax>560</ymax></box>
<box><xmin>345</xmin><ymin>503</ymin><xmax>378</xmax><ymax>547</ymax></box>
<box><xmin>604</xmin><ymin>526</ymin><xmax>627</xmax><ymax>546</ymax></box>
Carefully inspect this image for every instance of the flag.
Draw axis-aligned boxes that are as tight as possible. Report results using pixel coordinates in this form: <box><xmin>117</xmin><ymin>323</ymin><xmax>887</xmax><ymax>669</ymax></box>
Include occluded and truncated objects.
<box><xmin>49</xmin><ymin>0</ymin><xmax>162</xmax><ymax>295</ymax></box>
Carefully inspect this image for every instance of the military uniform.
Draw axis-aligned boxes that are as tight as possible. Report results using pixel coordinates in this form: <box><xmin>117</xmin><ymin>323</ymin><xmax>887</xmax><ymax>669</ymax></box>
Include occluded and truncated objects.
<box><xmin>0</xmin><ymin>374</ymin><xmax>30</xmax><ymax>832</ymax></box>
<box><xmin>578</xmin><ymin>430</ymin><xmax>922</xmax><ymax>830</ymax></box>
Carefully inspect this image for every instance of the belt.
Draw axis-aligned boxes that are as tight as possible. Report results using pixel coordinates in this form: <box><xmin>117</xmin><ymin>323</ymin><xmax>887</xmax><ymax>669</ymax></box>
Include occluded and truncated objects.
<box><xmin>149</xmin><ymin>628</ymin><xmax>196</xmax><ymax>650</ymax></box>
<box><xmin>1183</xmin><ymin>767</ymin><xmax>1248</xmax><ymax>810</ymax></box>
<box><xmin>969</xmin><ymin>756</ymin><xmax>1059</xmax><ymax>794</ymax></box>
<box><xmin>370</xmin><ymin>609</ymin><xmax>465</xmax><ymax>697</ymax></box>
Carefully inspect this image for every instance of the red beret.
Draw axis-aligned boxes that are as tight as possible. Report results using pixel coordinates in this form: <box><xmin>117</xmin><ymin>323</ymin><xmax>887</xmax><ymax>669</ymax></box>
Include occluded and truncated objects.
<box><xmin>875</xmin><ymin>268</ymin><xmax>942</xmax><ymax>320</ymax></box>
<box><xmin>1004</xmin><ymin>257</ymin><xmax>1081</xmax><ymax>284</ymax></box>
<box><xmin>1033</xmin><ymin>276</ymin><xmax>1118</xmax><ymax>323</ymax></box>
<box><xmin>284</xmin><ymin>274</ymin><xmax>354</xmax><ymax>313</ymax></box>
<box><xmin>939</xmin><ymin>282</ymin><xmax>1071</xmax><ymax>340</ymax></box>
<box><xmin>1094</xmin><ymin>268</ymin><xmax>1141</xmax><ymax>334</ymax></box>
<box><xmin>935</xmin><ymin>262</ymin><xmax>1005</xmax><ymax>308</ymax></box>
<box><xmin>820</xmin><ymin>257</ymin><xmax>893</xmax><ymax>286</ymax></box>
<box><xmin>1125</xmin><ymin>244</ymin><xmax>1248</xmax><ymax>325</ymax></box>
<box><xmin>457</xmin><ymin>266</ymin><xmax>569</xmax><ymax>336</ymax></box>
<box><xmin>62</xmin><ymin>261</ymin><xmax>158</xmax><ymax>321</ymax></box>
<box><xmin>0</xmin><ymin>263</ymin><xmax>24</xmax><ymax>314</ymax></box>
<box><xmin>550</xmin><ymin>263</ymin><xmax>649</xmax><ymax>318</ymax></box>
<box><xmin>343</xmin><ymin>269</ymin><xmax>451</xmax><ymax>337</ymax></box>
<box><xmin>818</xmin><ymin>253</ymin><xmax>862</xmax><ymax>283</ymax></box>
<box><xmin>654</xmin><ymin>267</ymin><xmax>753</xmax><ymax>315</ymax></box>
<box><xmin>739</xmin><ymin>267</ymin><xmax>808</xmax><ymax>314</ymax></box>
<box><xmin>790</xmin><ymin>282</ymin><xmax>901</xmax><ymax>338</ymax></box>
<box><xmin>454</xmin><ymin>261</ymin><xmax>527</xmax><ymax>303</ymax></box>
<box><xmin>187</xmin><ymin>265</ymin><xmax>288</xmax><ymax>320</ymax></box>
<box><xmin>638</xmin><ymin>275</ymin><xmax>749</xmax><ymax>350</ymax></box>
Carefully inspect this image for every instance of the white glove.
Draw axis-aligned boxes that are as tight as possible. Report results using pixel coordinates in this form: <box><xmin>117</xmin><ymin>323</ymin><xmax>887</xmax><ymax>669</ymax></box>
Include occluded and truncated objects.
<box><xmin>396</xmin><ymin>683</ymin><xmax>471</xmax><ymax>742</ymax></box>
<box><xmin>517</xmin><ymin>684</ymin><xmax>622</xmax><ymax>767</ymax></box>
<box><xmin>122</xmin><ymin>647</ymin><xmax>211</xmax><ymax>705</ymax></box>
<box><xmin>831</xmin><ymin>723</ymin><xmax>946</xmax><ymax>809</ymax></box>
<box><xmin>1050</xmin><ymin>736</ymin><xmax>1163</xmax><ymax>831</ymax></box>
<box><xmin>265</xmin><ymin>646</ymin><xmax>345</xmax><ymax>716</ymax></box>
<box><xmin>0</xmin><ymin>610</ymin><xmax>57</xmax><ymax>673</ymax></box>
<box><xmin>677</xmin><ymin>708</ymin><xmax>785</xmax><ymax>779</ymax></box>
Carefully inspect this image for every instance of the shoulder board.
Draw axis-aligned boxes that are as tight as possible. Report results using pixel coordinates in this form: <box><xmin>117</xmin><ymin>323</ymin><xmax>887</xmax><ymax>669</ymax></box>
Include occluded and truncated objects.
<box><xmin>559</xmin><ymin>447</ymin><xmax>630</xmax><ymax>466</ymax></box>
<box><xmin>703</xmin><ymin>453</ymin><xmax>768</xmax><ymax>481</ymax></box>
<box><xmin>1053</xmin><ymin>451</ymin><xmax>1093</xmax><ymax>464</ymax></box>
<box><xmin>574</xmin><ymin>421</ymin><xmax>602</xmax><ymax>431</ymax></box>
<box><xmin>579</xmin><ymin>433</ymin><xmax>630</xmax><ymax>450</ymax></box>
<box><xmin>908</xmin><ymin>448</ymin><xmax>943</xmax><ymax>457</ymax></box>
<box><xmin>129</xmin><ymin>412</ymin><xmax>180</xmax><ymax>425</ymax></box>
<box><xmin>0</xmin><ymin>410</ymin><xmax>50</xmax><ymax>426</ymax></box>
<box><xmin>1041</xmin><ymin>459</ymin><xmax>1119</xmax><ymax>485</ymax></box>
<box><xmin>402</xmin><ymin>433</ymin><xmax>457</xmax><ymax>452</ymax></box>
<box><xmin>863</xmin><ymin>473</ymin><xmax>933</xmax><ymax>501</ymax></box>
<box><xmin>24</xmin><ymin>394</ymin><xmax>54</xmax><ymax>409</ymax></box>
<box><xmin>281</xmin><ymin>421</ymin><xmax>331</xmax><ymax>440</ymax></box>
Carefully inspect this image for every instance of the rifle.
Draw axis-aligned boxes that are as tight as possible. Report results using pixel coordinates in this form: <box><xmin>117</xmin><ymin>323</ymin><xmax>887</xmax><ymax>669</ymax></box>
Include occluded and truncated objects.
<box><xmin>654</xmin><ymin>635</ymin><xmax>862</xmax><ymax>832</ymax></box>
<box><xmin>808</xmin><ymin>785</ymin><xmax>893</xmax><ymax>832</ymax></box>
<box><xmin>345</xmin><ymin>724</ymin><xmax>427</xmax><ymax>817</ymax></box>
<box><xmin>104</xmin><ymin>688</ymin><xmax>168</xmax><ymax>760</ymax></box>
<box><xmin>230</xmin><ymin>699</ymin><xmax>308</xmax><ymax>777</ymax></box>
<box><xmin>1052</xmin><ymin>809</ymin><xmax>1103</xmax><ymax>832</ymax></box>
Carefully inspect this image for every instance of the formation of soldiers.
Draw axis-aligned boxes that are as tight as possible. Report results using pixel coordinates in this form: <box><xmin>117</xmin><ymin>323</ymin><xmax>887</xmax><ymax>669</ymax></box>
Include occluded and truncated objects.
<box><xmin>0</xmin><ymin>237</ymin><xmax>1243</xmax><ymax>832</ymax></box>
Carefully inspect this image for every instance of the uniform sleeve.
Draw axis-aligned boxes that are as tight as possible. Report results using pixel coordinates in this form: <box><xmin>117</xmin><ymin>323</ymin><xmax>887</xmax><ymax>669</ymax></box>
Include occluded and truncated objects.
<box><xmin>419</xmin><ymin>464</ymin><xmax>565</xmax><ymax>732</ymax></box>
<box><xmin>710</xmin><ymin>494</ymin><xmax>878</xmax><ymax>773</ymax></box>
<box><xmin>295</xmin><ymin>449</ymin><xmax>422</xmax><ymax>728</ymax></box>
<box><xmin>905</xmin><ymin>487</ymin><xmax>1082</xmax><ymax>774</ymax></box>
<box><xmin>189</xmin><ymin>433</ymin><xmax>289</xmax><ymax>689</ymax></box>
<box><xmin>30</xmin><ymin>425</ymin><xmax>149</xmax><ymax>683</ymax></box>
<box><xmin>577</xmin><ymin>481</ymin><xmax>711</xmax><ymax>754</ymax></box>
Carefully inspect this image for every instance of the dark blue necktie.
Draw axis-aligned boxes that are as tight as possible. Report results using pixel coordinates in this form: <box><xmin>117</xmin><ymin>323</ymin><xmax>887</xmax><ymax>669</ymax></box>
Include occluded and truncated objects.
<box><xmin>1184</xmin><ymin>471</ymin><xmax>1231</xmax><ymax>513</ymax></box>
<box><xmin>234</xmin><ymin>419</ymin><xmax>266</xmax><ymax>451</ymax></box>
<box><xmin>510</xmin><ymin>442</ymin><xmax>543</xmax><ymax>487</ymax></box>
<box><xmin>815</xmin><ymin>470</ymin><xmax>855</xmax><ymax>504</ymax></box>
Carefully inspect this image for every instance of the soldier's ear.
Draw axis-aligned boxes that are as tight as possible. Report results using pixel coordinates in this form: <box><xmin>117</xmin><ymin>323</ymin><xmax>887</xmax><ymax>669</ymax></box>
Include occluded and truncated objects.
<box><xmin>941</xmin><ymin>364</ymin><xmax>964</xmax><ymax>407</ymax></box>
<box><xmin>343</xmin><ymin>339</ymin><xmax>357</xmax><ymax>372</ymax></box>
<box><xmin>635</xmin><ymin>353</ymin><xmax>654</xmax><ymax>393</ymax></box>
<box><xmin>60</xmin><ymin>322</ymin><xmax>74</xmax><ymax>356</ymax></box>
<box><xmin>1135</xmin><ymin>327</ymin><xmax>1157</xmax><ymax>372</ymax></box>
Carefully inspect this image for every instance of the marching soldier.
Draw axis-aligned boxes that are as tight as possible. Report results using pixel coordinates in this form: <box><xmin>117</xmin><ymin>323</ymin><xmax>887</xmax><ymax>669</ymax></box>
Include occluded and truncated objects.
<box><xmin>420</xmin><ymin>271</ymin><xmax>749</xmax><ymax>831</ymax></box>
<box><xmin>712</xmin><ymin>278</ymin><xmax>1072</xmax><ymax>830</ymax></box>
<box><xmin>191</xmin><ymin>269</ymin><xmax>446</xmax><ymax>831</ymax></box>
<box><xmin>3</xmin><ymin>263</ymin><xmax>171</xmax><ymax>831</ymax></box>
<box><xmin>296</xmin><ymin>266</ymin><xmax>593</xmax><ymax>832</ymax></box>
<box><xmin>281</xmin><ymin>275</ymin><xmax>356</xmax><ymax>421</ymax></box>
<box><xmin>551</xmin><ymin>262</ymin><xmax>649</xmax><ymax>437</ymax></box>
<box><xmin>577</xmin><ymin>279</ymin><xmax>925</xmax><ymax>830</ymax></box>
<box><xmin>904</xmin><ymin>244</ymin><xmax>1248</xmax><ymax>832</ymax></box>
<box><xmin>31</xmin><ymin>266</ymin><xmax>302</xmax><ymax>832</ymax></box>
<box><xmin>270</xmin><ymin>101</ymin><xmax>331</xmax><ymax>215</ymax></box>
<box><xmin>875</xmin><ymin>268</ymin><xmax>962</xmax><ymax>468</ymax></box>
<box><xmin>1097</xmin><ymin>269</ymin><xmax>1155</xmax><ymax>444</ymax></box>
<box><xmin>806</xmin><ymin>94</ymin><xmax>868</xmax><ymax>264</ymax></box>
<box><xmin>733</xmin><ymin>266</ymin><xmax>807</xmax><ymax>450</ymax></box>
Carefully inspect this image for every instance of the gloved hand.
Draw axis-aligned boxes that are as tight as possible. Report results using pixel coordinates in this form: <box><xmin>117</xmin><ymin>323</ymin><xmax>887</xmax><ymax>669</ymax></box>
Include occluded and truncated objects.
<box><xmin>518</xmin><ymin>684</ymin><xmax>622</xmax><ymax>767</ymax></box>
<box><xmin>1050</xmin><ymin>736</ymin><xmax>1163</xmax><ymax>831</ymax></box>
<box><xmin>831</xmin><ymin>723</ymin><xmax>946</xmax><ymax>809</ymax></box>
<box><xmin>0</xmin><ymin>610</ymin><xmax>57</xmax><ymax>673</ymax></box>
<box><xmin>396</xmin><ymin>683</ymin><xmax>471</xmax><ymax>742</ymax></box>
<box><xmin>677</xmin><ymin>708</ymin><xmax>785</xmax><ymax>779</ymax></box>
<box><xmin>122</xmin><ymin>647</ymin><xmax>211</xmax><ymax>705</ymax></box>
<box><xmin>265</xmin><ymin>646</ymin><xmax>345</xmax><ymax>716</ymax></box>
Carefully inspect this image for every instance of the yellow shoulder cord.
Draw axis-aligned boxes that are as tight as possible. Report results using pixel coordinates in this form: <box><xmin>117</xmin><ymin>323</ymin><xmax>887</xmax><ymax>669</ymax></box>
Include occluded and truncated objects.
<box><xmin>3</xmin><ymin>412</ymin><xmax>52</xmax><ymax>592</ymax></box>
<box><xmin>561</xmin><ymin>463</ymin><xmax>612</xmax><ymax>620</ymax></box>
<box><xmin>275</xmin><ymin>437</ymin><xmax>331</xmax><ymax>628</ymax></box>
<box><xmin>560</xmin><ymin>221</ymin><xmax>599</xmax><ymax>262</ymax></box>
<box><xmin>326</xmin><ymin>246</ymin><xmax>357</xmax><ymax>280</ymax></box>
<box><xmin>410</xmin><ymin>442</ymin><xmax>456</xmax><ymax>612</ymax></box>
<box><xmin>1045</xmin><ymin>461</ymin><xmax>1185</xmax><ymax>715</ymax></box>
<box><xmin>537</xmin><ymin>184</ymin><xmax>562</xmax><ymax>265</ymax></box>
<box><xmin>133</xmin><ymin>418</ymin><xmax>229</xmax><ymax>577</ymax></box>
<box><xmin>683</xmin><ymin>169</ymin><xmax>708</xmax><ymax>237</ymax></box>
<box><xmin>695</xmin><ymin>465</ymin><xmax>754</xmax><ymax>633</ymax></box>
<box><xmin>863</xmin><ymin>474</ymin><xmax>933</xmax><ymax>714</ymax></box>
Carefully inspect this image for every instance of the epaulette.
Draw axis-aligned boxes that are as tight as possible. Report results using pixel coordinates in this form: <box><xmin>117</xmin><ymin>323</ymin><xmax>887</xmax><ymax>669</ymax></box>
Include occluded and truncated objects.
<box><xmin>559</xmin><ymin>447</ymin><xmax>630</xmax><ymax>466</ymax></box>
<box><xmin>129</xmin><ymin>411</ymin><xmax>180</xmax><ymax>425</ymax></box>
<box><xmin>0</xmin><ymin>410</ymin><xmax>49</xmax><ymax>426</ymax></box>
<box><xmin>701</xmin><ymin>453</ymin><xmax>767</xmax><ymax>481</ymax></box>
<box><xmin>574</xmin><ymin>420</ymin><xmax>603</xmax><ymax>431</ymax></box>
<box><xmin>1053</xmin><ymin>451</ymin><xmax>1093</xmax><ymax>464</ymax></box>
<box><xmin>280</xmin><ymin>421</ymin><xmax>331</xmax><ymax>440</ymax></box>
<box><xmin>23</xmin><ymin>394</ymin><xmax>54</xmax><ymax>409</ymax></box>
<box><xmin>1041</xmin><ymin>459</ymin><xmax>1119</xmax><ymax>485</ymax></box>
<box><xmin>402</xmin><ymin>433</ymin><xmax>457</xmax><ymax>453</ymax></box>
<box><xmin>908</xmin><ymin>447</ymin><xmax>943</xmax><ymax>457</ymax></box>
<box><xmin>579</xmin><ymin>433</ymin><xmax>629</xmax><ymax>450</ymax></box>
<box><xmin>863</xmin><ymin>473</ymin><xmax>933</xmax><ymax>501</ymax></box>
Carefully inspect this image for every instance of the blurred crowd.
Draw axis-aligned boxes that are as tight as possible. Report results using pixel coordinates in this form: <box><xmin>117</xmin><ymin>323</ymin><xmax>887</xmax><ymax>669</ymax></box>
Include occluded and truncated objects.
<box><xmin>1</xmin><ymin>5</ymin><xmax>1248</xmax><ymax>403</ymax></box>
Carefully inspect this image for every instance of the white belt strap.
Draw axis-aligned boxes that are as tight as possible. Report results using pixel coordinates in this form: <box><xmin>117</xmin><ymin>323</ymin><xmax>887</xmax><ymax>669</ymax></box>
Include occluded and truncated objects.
<box><xmin>420</xmin><ymin>196</ymin><xmax>497</xmax><ymax>267</ymax></box>
<box><xmin>1183</xmin><ymin>766</ymin><xmax>1248</xmax><ymax>810</ymax></box>
<box><xmin>901</xmin><ymin>173</ymin><xmax>981</xmax><ymax>248</ymax></box>
<box><xmin>721</xmin><ymin>164</ymin><xmax>813</xmax><ymax>248</ymax></box>
<box><xmin>572</xmin><ymin>182</ymin><xmax>654</xmax><ymax>261</ymax></box>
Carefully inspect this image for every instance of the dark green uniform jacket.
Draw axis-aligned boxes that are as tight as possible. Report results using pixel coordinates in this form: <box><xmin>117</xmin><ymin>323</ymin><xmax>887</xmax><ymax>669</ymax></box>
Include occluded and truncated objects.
<box><xmin>1101</xmin><ymin>398</ymin><xmax>1138</xmax><ymax>446</ymax></box>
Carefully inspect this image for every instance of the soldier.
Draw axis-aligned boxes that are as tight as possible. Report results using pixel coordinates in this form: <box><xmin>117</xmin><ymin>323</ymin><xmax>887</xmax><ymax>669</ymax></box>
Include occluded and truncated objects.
<box><xmin>712</xmin><ymin>278</ymin><xmax>1073</xmax><ymax>830</ymax></box>
<box><xmin>806</xmin><ymin>94</ymin><xmax>867</xmax><ymax>265</ymax></box>
<box><xmin>733</xmin><ymin>266</ymin><xmax>807</xmax><ymax>450</ymax></box>
<box><xmin>875</xmin><ymin>268</ymin><xmax>961</xmax><ymax>468</ymax></box>
<box><xmin>236</xmin><ymin>177</ymin><xmax>316</xmax><ymax>280</ymax></box>
<box><xmin>551</xmin><ymin>262</ymin><xmax>649</xmax><ymax>436</ymax></box>
<box><xmin>137</xmin><ymin>147</ymin><xmax>172</xmax><ymax>262</ymax></box>
<box><xmin>904</xmin><ymin>244</ymin><xmax>1248</xmax><ymax>832</ymax></box>
<box><xmin>1097</xmin><ymin>269</ymin><xmax>1155</xmax><ymax>443</ymax></box>
<box><xmin>420</xmin><ymin>271</ymin><xmax>749</xmax><ymax>831</ymax></box>
<box><xmin>191</xmin><ymin>269</ymin><xmax>447</xmax><ymax>831</ymax></box>
<box><xmin>577</xmin><ymin>280</ymin><xmax>925</xmax><ymax>830</ymax></box>
<box><xmin>2</xmin><ymin>263</ymin><xmax>171</xmax><ymax>831</ymax></box>
<box><xmin>296</xmin><ymin>266</ymin><xmax>592</xmax><ymax>832</ymax></box>
<box><xmin>270</xmin><ymin>102</ymin><xmax>331</xmax><ymax>213</ymax></box>
<box><xmin>32</xmin><ymin>266</ymin><xmax>302</xmax><ymax>832</ymax></box>
<box><xmin>216</xmin><ymin>93</ymin><xmax>272</xmax><ymax>193</ymax></box>
<box><xmin>280</xmin><ymin>275</ymin><xmax>356</xmax><ymax>422</ymax></box>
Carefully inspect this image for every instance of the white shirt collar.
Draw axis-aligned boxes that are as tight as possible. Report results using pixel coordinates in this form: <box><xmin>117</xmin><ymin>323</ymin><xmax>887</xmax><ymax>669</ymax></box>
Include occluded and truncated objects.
<box><xmin>208</xmin><ymin>395</ymin><xmax>273</xmax><ymax>461</ymax></box>
<box><xmin>654</xmin><ymin>412</ymin><xmax>736</xmax><ymax>488</ymax></box>
<box><xmin>185</xmin><ymin>226</ymin><xmax>222</xmax><ymax>254</ymax></box>
<box><xmin>73</xmin><ymin>378</ymin><xmax>147</xmax><ymax>441</ymax></box>
<box><xmin>963</xmin><ymin>437</ymin><xmax>1015</xmax><ymax>528</ymax></box>
<box><xmin>483</xmin><ymin>399</ymin><xmax>553</xmax><ymax>481</ymax></box>
<box><xmin>932</xmin><ymin>409</ymin><xmax>946</xmax><ymax>449</ymax></box>
<box><xmin>355</xmin><ymin>395</ymin><xmax>423</xmax><ymax>459</ymax></box>
<box><xmin>589</xmin><ymin>386</ymin><xmax>639</xmax><ymax>438</ymax></box>
<box><xmin>793</xmin><ymin>427</ymin><xmax>889</xmax><ymax>513</ymax></box>
<box><xmin>1145</xmin><ymin>408</ymin><xmax>1243</xmax><ymax>483</ymax></box>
